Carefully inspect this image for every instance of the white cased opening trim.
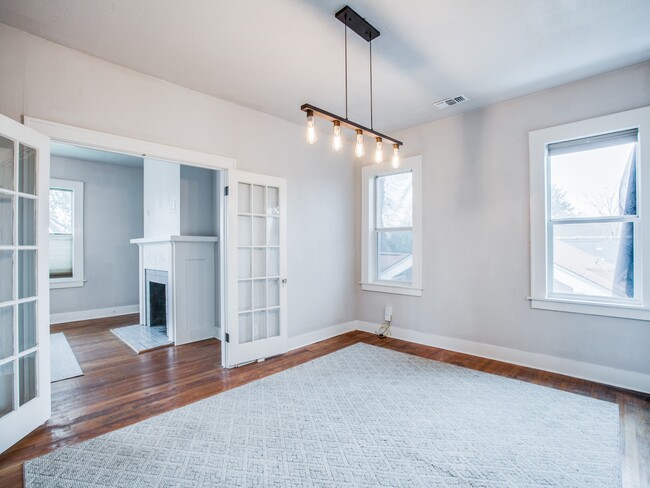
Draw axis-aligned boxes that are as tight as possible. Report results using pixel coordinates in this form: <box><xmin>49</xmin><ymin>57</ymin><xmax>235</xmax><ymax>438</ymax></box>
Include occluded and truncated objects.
<box><xmin>24</xmin><ymin>117</ymin><xmax>236</xmax><ymax>171</ymax></box>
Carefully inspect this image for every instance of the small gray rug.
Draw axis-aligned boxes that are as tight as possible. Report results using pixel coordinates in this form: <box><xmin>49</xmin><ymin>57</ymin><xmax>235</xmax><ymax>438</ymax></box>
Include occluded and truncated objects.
<box><xmin>26</xmin><ymin>343</ymin><xmax>621</xmax><ymax>487</ymax></box>
<box><xmin>50</xmin><ymin>333</ymin><xmax>83</xmax><ymax>383</ymax></box>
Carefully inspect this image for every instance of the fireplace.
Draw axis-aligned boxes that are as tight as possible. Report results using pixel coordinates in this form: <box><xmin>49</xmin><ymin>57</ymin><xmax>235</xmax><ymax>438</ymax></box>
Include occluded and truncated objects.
<box><xmin>145</xmin><ymin>269</ymin><xmax>169</xmax><ymax>333</ymax></box>
<box><xmin>132</xmin><ymin>236</ymin><xmax>219</xmax><ymax>345</ymax></box>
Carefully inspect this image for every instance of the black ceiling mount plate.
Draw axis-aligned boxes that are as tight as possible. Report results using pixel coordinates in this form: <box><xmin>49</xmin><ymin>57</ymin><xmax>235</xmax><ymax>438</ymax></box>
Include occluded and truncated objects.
<box><xmin>335</xmin><ymin>5</ymin><xmax>380</xmax><ymax>42</ymax></box>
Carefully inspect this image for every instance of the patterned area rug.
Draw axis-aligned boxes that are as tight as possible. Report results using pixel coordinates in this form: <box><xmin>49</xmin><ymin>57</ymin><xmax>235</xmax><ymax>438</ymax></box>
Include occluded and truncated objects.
<box><xmin>26</xmin><ymin>343</ymin><xmax>621</xmax><ymax>487</ymax></box>
<box><xmin>50</xmin><ymin>333</ymin><xmax>83</xmax><ymax>382</ymax></box>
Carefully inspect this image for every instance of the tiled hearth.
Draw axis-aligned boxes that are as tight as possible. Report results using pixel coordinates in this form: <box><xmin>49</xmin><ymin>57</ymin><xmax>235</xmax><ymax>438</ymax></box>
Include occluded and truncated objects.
<box><xmin>111</xmin><ymin>324</ymin><xmax>172</xmax><ymax>354</ymax></box>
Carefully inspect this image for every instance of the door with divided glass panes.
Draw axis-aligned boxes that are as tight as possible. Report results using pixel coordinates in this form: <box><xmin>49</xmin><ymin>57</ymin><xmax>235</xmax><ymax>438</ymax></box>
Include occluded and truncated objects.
<box><xmin>0</xmin><ymin>114</ymin><xmax>50</xmax><ymax>453</ymax></box>
<box><xmin>225</xmin><ymin>171</ymin><xmax>287</xmax><ymax>367</ymax></box>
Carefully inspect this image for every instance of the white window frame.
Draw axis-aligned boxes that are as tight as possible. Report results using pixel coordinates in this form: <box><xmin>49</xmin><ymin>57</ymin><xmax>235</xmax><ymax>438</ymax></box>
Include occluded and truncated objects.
<box><xmin>361</xmin><ymin>155</ymin><xmax>422</xmax><ymax>297</ymax></box>
<box><xmin>49</xmin><ymin>178</ymin><xmax>85</xmax><ymax>289</ymax></box>
<box><xmin>529</xmin><ymin>106</ymin><xmax>650</xmax><ymax>320</ymax></box>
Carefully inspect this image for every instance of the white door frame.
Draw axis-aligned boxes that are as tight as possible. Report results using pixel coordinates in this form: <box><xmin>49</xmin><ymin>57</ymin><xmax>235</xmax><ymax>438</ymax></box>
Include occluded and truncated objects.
<box><xmin>23</xmin><ymin>117</ymin><xmax>236</xmax><ymax>367</ymax></box>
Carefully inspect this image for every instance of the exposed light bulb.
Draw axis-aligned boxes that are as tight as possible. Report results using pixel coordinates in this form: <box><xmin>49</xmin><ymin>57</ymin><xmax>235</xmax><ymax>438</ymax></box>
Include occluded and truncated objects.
<box><xmin>305</xmin><ymin>110</ymin><xmax>317</xmax><ymax>144</ymax></box>
<box><xmin>355</xmin><ymin>129</ymin><xmax>365</xmax><ymax>158</ymax></box>
<box><xmin>332</xmin><ymin>121</ymin><xmax>342</xmax><ymax>151</ymax></box>
<box><xmin>391</xmin><ymin>144</ymin><xmax>400</xmax><ymax>168</ymax></box>
<box><xmin>374</xmin><ymin>137</ymin><xmax>383</xmax><ymax>164</ymax></box>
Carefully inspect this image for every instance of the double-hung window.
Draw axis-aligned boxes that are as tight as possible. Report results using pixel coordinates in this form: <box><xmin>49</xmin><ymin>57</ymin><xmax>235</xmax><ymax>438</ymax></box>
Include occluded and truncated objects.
<box><xmin>529</xmin><ymin>106</ymin><xmax>650</xmax><ymax>319</ymax></box>
<box><xmin>361</xmin><ymin>156</ymin><xmax>422</xmax><ymax>296</ymax></box>
<box><xmin>49</xmin><ymin>178</ymin><xmax>84</xmax><ymax>288</ymax></box>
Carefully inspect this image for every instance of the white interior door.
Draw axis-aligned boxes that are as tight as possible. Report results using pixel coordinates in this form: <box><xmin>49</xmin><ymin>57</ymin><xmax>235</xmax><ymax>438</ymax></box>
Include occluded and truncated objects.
<box><xmin>0</xmin><ymin>114</ymin><xmax>51</xmax><ymax>453</ymax></box>
<box><xmin>225</xmin><ymin>170</ymin><xmax>287</xmax><ymax>367</ymax></box>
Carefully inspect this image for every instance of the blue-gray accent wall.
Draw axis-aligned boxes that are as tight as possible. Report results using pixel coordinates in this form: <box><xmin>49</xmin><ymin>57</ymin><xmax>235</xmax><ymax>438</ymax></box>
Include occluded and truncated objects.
<box><xmin>50</xmin><ymin>156</ymin><xmax>143</xmax><ymax>315</ymax></box>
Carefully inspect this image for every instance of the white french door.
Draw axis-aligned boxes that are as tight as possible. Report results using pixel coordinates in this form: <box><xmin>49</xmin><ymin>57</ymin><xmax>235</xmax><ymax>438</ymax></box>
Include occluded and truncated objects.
<box><xmin>225</xmin><ymin>170</ymin><xmax>287</xmax><ymax>367</ymax></box>
<box><xmin>0</xmin><ymin>114</ymin><xmax>51</xmax><ymax>453</ymax></box>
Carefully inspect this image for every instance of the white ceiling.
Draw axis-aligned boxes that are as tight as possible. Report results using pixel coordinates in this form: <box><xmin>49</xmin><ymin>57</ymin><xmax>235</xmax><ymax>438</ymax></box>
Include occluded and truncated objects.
<box><xmin>51</xmin><ymin>142</ymin><xmax>144</xmax><ymax>168</ymax></box>
<box><xmin>1</xmin><ymin>0</ymin><xmax>649</xmax><ymax>131</ymax></box>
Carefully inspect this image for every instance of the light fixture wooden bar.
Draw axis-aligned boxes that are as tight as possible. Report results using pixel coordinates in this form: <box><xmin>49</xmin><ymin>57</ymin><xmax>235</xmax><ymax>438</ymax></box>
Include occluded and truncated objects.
<box><xmin>300</xmin><ymin>103</ymin><xmax>403</xmax><ymax>147</ymax></box>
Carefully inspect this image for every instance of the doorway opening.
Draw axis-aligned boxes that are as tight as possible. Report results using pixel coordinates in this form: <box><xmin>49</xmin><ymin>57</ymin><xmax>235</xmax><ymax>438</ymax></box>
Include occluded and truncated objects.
<box><xmin>47</xmin><ymin>141</ymin><xmax>225</xmax><ymax>358</ymax></box>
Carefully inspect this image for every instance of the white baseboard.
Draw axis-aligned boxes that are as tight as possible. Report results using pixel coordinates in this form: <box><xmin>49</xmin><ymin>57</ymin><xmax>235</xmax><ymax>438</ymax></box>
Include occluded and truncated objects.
<box><xmin>50</xmin><ymin>305</ymin><xmax>139</xmax><ymax>325</ymax></box>
<box><xmin>287</xmin><ymin>321</ymin><xmax>355</xmax><ymax>351</ymax></box>
<box><xmin>52</xmin><ymin>308</ymin><xmax>646</xmax><ymax>393</ymax></box>
<box><xmin>354</xmin><ymin>320</ymin><xmax>650</xmax><ymax>394</ymax></box>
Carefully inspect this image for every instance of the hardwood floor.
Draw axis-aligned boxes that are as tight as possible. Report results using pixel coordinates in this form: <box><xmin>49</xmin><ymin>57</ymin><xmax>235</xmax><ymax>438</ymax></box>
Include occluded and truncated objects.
<box><xmin>1</xmin><ymin>314</ymin><xmax>648</xmax><ymax>487</ymax></box>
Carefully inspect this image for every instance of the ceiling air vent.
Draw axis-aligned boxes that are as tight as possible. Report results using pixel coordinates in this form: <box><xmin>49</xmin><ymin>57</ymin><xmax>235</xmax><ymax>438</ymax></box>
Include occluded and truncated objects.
<box><xmin>434</xmin><ymin>95</ymin><xmax>468</xmax><ymax>109</ymax></box>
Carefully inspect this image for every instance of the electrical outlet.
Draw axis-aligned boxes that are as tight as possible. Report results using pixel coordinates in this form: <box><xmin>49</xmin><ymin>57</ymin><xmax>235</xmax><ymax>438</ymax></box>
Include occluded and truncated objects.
<box><xmin>384</xmin><ymin>306</ymin><xmax>392</xmax><ymax>322</ymax></box>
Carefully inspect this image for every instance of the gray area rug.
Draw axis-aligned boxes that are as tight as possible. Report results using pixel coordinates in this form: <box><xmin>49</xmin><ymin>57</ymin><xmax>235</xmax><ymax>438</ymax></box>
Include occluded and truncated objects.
<box><xmin>50</xmin><ymin>333</ymin><xmax>83</xmax><ymax>383</ymax></box>
<box><xmin>27</xmin><ymin>343</ymin><xmax>620</xmax><ymax>487</ymax></box>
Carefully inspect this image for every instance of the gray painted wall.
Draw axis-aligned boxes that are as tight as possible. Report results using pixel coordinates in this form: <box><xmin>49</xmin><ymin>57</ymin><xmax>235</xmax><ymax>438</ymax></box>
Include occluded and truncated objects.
<box><xmin>355</xmin><ymin>61</ymin><xmax>650</xmax><ymax>376</ymax></box>
<box><xmin>180</xmin><ymin>165</ymin><xmax>217</xmax><ymax>236</ymax></box>
<box><xmin>0</xmin><ymin>24</ymin><xmax>356</xmax><ymax>338</ymax></box>
<box><xmin>142</xmin><ymin>161</ymin><xmax>218</xmax><ymax>238</ymax></box>
<box><xmin>14</xmin><ymin>22</ymin><xmax>647</xmax><ymax>379</ymax></box>
<box><xmin>50</xmin><ymin>156</ymin><xmax>143</xmax><ymax>314</ymax></box>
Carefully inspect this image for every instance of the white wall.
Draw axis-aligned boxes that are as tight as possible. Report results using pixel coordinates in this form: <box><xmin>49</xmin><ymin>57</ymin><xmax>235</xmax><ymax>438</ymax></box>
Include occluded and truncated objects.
<box><xmin>143</xmin><ymin>158</ymin><xmax>181</xmax><ymax>238</ymax></box>
<box><xmin>356</xmin><ymin>61</ymin><xmax>650</xmax><ymax>378</ymax></box>
<box><xmin>50</xmin><ymin>156</ymin><xmax>143</xmax><ymax>315</ymax></box>
<box><xmin>0</xmin><ymin>23</ymin><xmax>356</xmax><ymax>338</ymax></box>
<box><xmin>144</xmin><ymin>161</ymin><xmax>218</xmax><ymax>238</ymax></box>
<box><xmin>6</xmin><ymin>21</ymin><xmax>647</xmax><ymax>386</ymax></box>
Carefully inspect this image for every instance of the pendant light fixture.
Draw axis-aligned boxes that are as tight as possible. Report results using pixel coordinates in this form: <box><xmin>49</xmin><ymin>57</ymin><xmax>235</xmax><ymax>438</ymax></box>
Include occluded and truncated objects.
<box><xmin>305</xmin><ymin>109</ymin><xmax>317</xmax><ymax>144</ymax></box>
<box><xmin>355</xmin><ymin>129</ymin><xmax>365</xmax><ymax>158</ymax></box>
<box><xmin>301</xmin><ymin>5</ymin><xmax>402</xmax><ymax>166</ymax></box>
<box><xmin>332</xmin><ymin>120</ymin><xmax>342</xmax><ymax>151</ymax></box>
<box><xmin>374</xmin><ymin>137</ymin><xmax>383</xmax><ymax>164</ymax></box>
<box><xmin>391</xmin><ymin>144</ymin><xmax>400</xmax><ymax>168</ymax></box>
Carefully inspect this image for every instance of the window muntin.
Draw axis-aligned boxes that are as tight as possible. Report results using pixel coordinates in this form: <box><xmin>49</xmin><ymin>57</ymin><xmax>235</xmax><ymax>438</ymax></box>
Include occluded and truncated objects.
<box><xmin>547</xmin><ymin>132</ymin><xmax>638</xmax><ymax>302</ymax></box>
<box><xmin>374</xmin><ymin>172</ymin><xmax>413</xmax><ymax>284</ymax></box>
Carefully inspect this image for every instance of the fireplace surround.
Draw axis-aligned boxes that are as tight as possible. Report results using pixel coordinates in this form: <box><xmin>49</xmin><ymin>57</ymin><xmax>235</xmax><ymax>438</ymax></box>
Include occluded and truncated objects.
<box><xmin>131</xmin><ymin>235</ymin><xmax>219</xmax><ymax>345</ymax></box>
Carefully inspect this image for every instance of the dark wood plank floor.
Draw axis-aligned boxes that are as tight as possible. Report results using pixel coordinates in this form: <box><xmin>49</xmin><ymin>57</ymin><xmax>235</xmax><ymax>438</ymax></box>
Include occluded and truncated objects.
<box><xmin>1</xmin><ymin>314</ymin><xmax>648</xmax><ymax>487</ymax></box>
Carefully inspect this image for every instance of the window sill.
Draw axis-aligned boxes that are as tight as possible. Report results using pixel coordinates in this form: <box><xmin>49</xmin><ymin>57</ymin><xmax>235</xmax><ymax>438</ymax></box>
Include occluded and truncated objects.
<box><xmin>361</xmin><ymin>282</ymin><xmax>422</xmax><ymax>297</ymax></box>
<box><xmin>530</xmin><ymin>297</ymin><xmax>650</xmax><ymax>321</ymax></box>
<box><xmin>50</xmin><ymin>279</ymin><xmax>85</xmax><ymax>289</ymax></box>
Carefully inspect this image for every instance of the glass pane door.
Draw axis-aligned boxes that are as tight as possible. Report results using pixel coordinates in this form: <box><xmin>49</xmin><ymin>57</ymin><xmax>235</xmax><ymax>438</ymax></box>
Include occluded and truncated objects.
<box><xmin>237</xmin><ymin>183</ymin><xmax>281</xmax><ymax>344</ymax></box>
<box><xmin>226</xmin><ymin>170</ymin><xmax>286</xmax><ymax>367</ymax></box>
<box><xmin>0</xmin><ymin>136</ymin><xmax>39</xmax><ymax>422</ymax></box>
<box><xmin>0</xmin><ymin>114</ymin><xmax>50</xmax><ymax>454</ymax></box>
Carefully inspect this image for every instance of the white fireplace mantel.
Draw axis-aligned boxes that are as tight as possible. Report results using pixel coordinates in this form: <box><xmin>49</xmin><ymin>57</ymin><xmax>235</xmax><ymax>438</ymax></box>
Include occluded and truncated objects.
<box><xmin>131</xmin><ymin>235</ymin><xmax>219</xmax><ymax>245</ymax></box>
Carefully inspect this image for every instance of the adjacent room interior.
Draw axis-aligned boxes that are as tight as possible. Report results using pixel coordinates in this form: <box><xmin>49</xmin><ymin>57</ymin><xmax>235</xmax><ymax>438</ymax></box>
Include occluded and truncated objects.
<box><xmin>48</xmin><ymin>143</ymin><xmax>222</xmax><ymax>357</ymax></box>
<box><xmin>0</xmin><ymin>1</ymin><xmax>648</xmax><ymax>487</ymax></box>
